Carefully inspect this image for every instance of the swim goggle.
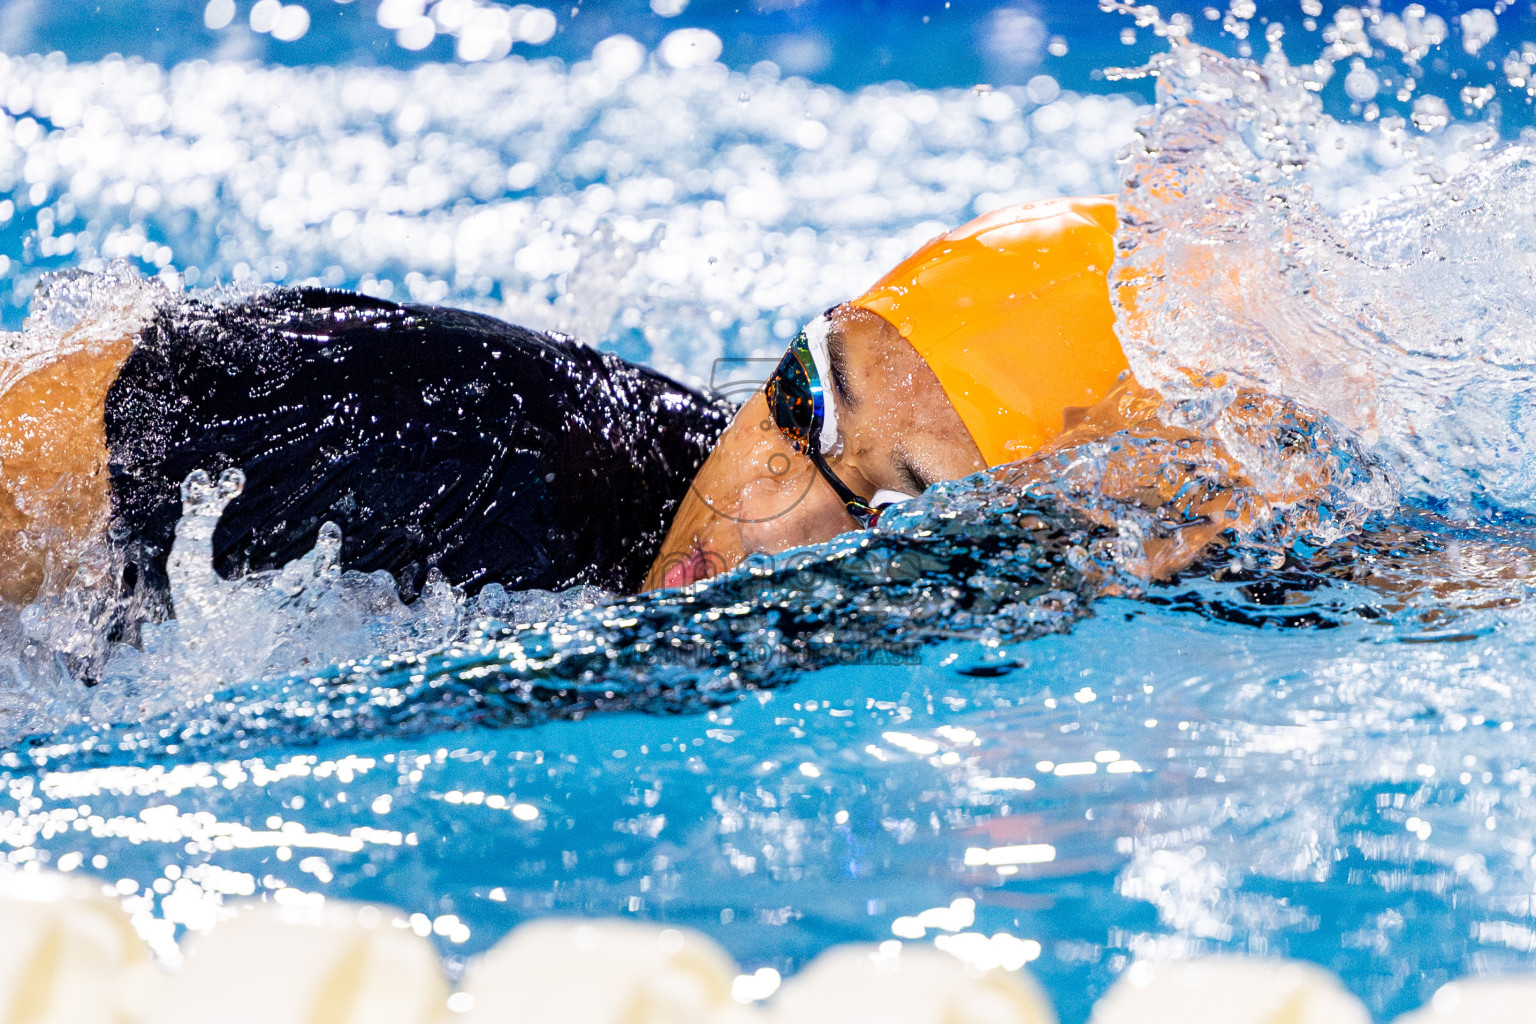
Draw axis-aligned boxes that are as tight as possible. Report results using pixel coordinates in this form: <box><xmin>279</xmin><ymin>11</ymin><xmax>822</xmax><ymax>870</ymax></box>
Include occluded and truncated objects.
<box><xmin>764</xmin><ymin>316</ymin><xmax>916</xmax><ymax>529</ymax></box>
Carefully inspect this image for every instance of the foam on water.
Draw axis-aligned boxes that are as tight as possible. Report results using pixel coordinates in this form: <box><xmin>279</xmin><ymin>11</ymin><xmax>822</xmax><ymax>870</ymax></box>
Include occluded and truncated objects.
<box><xmin>0</xmin><ymin>455</ymin><xmax>619</xmax><ymax>745</ymax></box>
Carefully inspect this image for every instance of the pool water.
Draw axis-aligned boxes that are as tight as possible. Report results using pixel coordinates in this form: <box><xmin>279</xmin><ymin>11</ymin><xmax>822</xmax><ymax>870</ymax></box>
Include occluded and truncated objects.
<box><xmin>4</xmin><ymin>3</ymin><xmax>1536</xmax><ymax>1022</ymax></box>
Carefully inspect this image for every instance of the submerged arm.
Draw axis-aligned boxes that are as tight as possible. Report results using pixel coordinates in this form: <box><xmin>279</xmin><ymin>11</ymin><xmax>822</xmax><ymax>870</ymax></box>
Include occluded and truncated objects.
<box><xmin>1017</xmin><ymin>377</ymin><xmax>1248</xmax><ymax>585</ymax></box>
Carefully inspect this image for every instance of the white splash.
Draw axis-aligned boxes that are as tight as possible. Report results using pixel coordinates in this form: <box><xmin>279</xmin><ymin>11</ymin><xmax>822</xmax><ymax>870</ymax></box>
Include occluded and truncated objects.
<box><xmin>0</xmin><ymin>261</ymin><xmax>170</xmax><ymax>395</ymax></box>
<box><xmin>0</xmin><ymin>49</ymin><xmax>1139</xmax><ymax>382</ymax></box>
<box><xmin>0</xmin><ymin>459</ymin><xmax>610</xmax><ymax>739</ymax></box>
<box><xmin>1113</xmin><ymin>42</ymin><xmax>1536</xmax><ymax>523</ymax></box>
<box><xmin>84</xmin><ymin>468</ymin><xmax>608</xmax><ymax>727</ymax></box>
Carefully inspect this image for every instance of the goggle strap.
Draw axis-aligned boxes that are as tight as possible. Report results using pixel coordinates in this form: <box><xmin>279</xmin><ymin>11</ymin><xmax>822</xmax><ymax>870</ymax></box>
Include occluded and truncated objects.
<box><xmin>809</xmin><ymin>448</ymin><xmax>878</xmax><ymax>527</ymax></box>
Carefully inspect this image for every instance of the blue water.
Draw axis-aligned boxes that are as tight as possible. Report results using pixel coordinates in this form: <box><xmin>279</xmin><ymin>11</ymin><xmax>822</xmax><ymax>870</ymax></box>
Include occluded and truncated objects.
<box><xmin>4</xmin><ymin>2</ymin><xmax>1536</xmax><ymax>1022</ymax></box>
<box><xmin>7</xmin><ymin>0</ymin><xmax>1536</xmax><ymax>111</ymax></box>
<box><xmin>18</xmin><ymin>566</ymin><xmax>1536</xmax><ymax>1022</ymax></box>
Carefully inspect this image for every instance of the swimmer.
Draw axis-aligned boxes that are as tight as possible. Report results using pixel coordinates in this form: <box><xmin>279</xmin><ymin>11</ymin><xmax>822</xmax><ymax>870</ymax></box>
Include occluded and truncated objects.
<box><xmin>0</xmin><ymin>290</ymin><xmax>732</xmax><ymax>615</ymax></box>
<box><xmin>644</xmin><ymin>194</ymin><xmax>1233</xmax><ymax>589</ymax></box>
<box><xmin>0</xmin><ymin>196</ymin><xmax>1225</xmax><ymax>619</ymax></box>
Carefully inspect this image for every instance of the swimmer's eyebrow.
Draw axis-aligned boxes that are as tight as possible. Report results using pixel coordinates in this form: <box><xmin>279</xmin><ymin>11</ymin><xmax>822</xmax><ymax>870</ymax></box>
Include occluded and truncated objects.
<box><xmin>827</xmin><ymin>325</ymin><xmax>857</xmax><ymax>410</ymax></box>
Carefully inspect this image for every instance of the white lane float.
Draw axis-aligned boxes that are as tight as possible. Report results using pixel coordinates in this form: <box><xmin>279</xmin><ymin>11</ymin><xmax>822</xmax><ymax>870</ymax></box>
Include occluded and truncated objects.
<box><xmin>766</xmin><ymin>942</ymin><xmax>1055</xmax><ymax>1024</ymax></box>
<box><xmin>8</xmin><ymin>866</ymin><xmax>1536</xmax><ymax>1023</ymax></box>
<box><xmin>1090</xmin><ymin>957</ymin><xmax>1372</xmax><ymax>1024</ymax></box>
<box><xmin>1395</xmin><ymin>977</ymin><xmax>1536</xmax><ymax>1021</ymax></box>
<box><xmin>456</xmin><ymin>917</ymin><xmax>740</xmax><ymax>1024</ymax></box>
<box><xmin>0</xmin><ymin>871</ymin><xmax>158</xmax><ymax>1024</ymax></box>
<box><xmin>151</xmin><ymin>900</ymin><xmax>446</xmax><ymax>1024</ymax></box>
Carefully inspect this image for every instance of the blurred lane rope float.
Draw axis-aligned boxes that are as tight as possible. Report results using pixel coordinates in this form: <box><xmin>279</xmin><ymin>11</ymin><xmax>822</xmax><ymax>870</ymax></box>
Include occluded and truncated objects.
<box><xmin>0</xmin><ymin>868</ymin><xmax>1525</xmax><ymax>1024</ymax></box>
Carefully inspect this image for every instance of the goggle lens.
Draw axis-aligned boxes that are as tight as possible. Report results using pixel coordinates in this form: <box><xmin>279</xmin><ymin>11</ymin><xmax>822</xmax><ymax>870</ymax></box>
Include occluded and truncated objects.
<box><xmin>766</xmin><ymin>345</ymin><xmax>818</xmax><ymax>454</ymax></box>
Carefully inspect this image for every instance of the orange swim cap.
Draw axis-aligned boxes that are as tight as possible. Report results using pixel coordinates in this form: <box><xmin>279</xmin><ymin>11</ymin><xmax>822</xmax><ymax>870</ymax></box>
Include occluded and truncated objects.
<box><xmin>853</xmin><ymin>195</ymin><xmax>1128</xmax><ymax>467</ymax></box>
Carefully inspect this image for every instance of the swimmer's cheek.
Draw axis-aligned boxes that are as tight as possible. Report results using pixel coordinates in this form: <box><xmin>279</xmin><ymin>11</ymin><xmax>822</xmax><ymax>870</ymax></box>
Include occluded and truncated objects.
<box><xmin>643</xmin><ymin>473</ymin><xmax>863</xmax><ymax>590</ymax></box>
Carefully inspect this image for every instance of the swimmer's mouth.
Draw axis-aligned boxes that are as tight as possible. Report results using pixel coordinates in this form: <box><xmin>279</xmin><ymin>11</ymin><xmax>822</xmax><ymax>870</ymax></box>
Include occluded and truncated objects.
<box><xmin>661</xmin><ymin>547</ymin><xmax>720</xmax><ymax>589</ymax></box>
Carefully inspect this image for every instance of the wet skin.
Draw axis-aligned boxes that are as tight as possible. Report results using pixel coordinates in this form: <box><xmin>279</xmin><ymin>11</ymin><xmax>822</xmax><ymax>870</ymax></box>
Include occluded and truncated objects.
<box><xmin>643</xmin><ymin>304</ymin><xmax>987</xmax><ymax>590</ymax></box>
<box><xmin>0</xmin><ymin>333</ymin><xmax>134</xmax><ymax>604</ymax></box>
<box><xmin>1</xmin><ymin>307</ymin><xmax>1490</xmax><ymax>607</ymax></box>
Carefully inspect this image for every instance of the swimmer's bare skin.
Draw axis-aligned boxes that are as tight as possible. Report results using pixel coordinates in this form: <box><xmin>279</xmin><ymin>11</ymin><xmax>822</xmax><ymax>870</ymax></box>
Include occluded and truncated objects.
<box><xmin>0</xmin><ymin>305</ymin><xmax>1238</xmax><ymax>606</ymax></box>
<box><xmin>1029</xmin><ymin>376</ymin><xmax>1239</xmax><ymax>584</ymax></box>
<box><xmin>0</xmin><ymin>309</ymin><xmax>1253</xmax><ymax>607</ymax></box>
<box><xmin>0</xmin><ymin>308</ymin><xmax>1515</xmax><ymax>616</ymax></box>
<box><xmin>643</xmin><ymin>305</ymin><xmax>986</xmax><ymax>590</ymax></box>
<box><xmin>0</xmin><ymin>333</ymin><xmax>134</xmax><ymax>604</ymax></box>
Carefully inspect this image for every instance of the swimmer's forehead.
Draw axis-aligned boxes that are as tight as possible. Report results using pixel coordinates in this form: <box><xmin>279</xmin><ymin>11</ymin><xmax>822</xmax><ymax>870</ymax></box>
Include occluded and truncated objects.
<box><xmin>819</xmin><ymin>302</ymin><xmax>945</xmax><ymax>409</ymax></box>
<box><xmin>815</xmin><ymin>310</ymin><xmax>860</xmax><ymax>411</ymax></box>
<box><xmin>817</xmin><ymin>302</ymin><xmax>962</xmax><ymax>403</ymax></box>
<box><xmin>818</xmin><ymin>308</ymin><xmax>939</xmax><ymax>494</ymax></box>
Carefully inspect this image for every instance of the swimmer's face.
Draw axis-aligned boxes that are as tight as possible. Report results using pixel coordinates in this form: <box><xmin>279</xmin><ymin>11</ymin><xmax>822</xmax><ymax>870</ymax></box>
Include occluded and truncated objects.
<box><xmin>643</xmin><ymin>304</ymin><xmax>986</xmax><ymax>590</ymax></box>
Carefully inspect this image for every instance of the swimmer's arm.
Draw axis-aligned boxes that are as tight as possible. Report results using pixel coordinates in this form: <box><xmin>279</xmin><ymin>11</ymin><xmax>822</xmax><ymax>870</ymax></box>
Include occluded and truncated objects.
<box><xmin>0</xmin><ymin>333</ymin><xmax>136</xmax><ymax>604</ymax></box>
<box><xmin>1027</xmin><ymin>377</ymin><xmax>1240</xmax><ymax>583</ymax></box>
<box><xmin>1142</xmin><ymin>492</ymin><xmax>1235</xmax><ymax>581</ymax></box>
